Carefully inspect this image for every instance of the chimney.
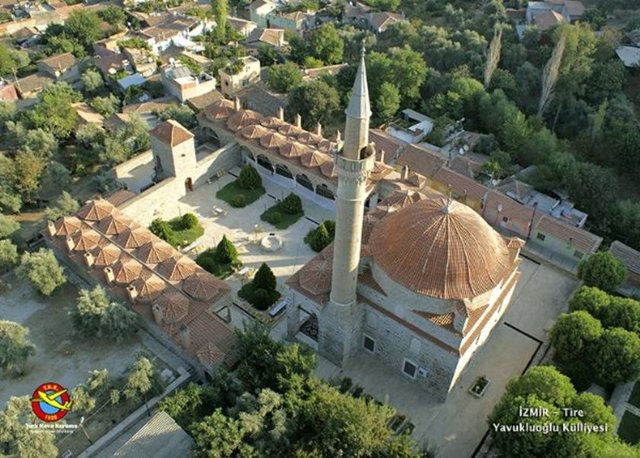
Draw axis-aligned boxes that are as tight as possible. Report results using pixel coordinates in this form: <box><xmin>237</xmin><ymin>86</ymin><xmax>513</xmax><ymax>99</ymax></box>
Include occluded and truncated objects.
<box><xmin>179</xmin><ymin>323</ymin><xmax>190</xmax><ymax>348</ymax></box>
<box><xmin>65</xmin><ymin>235</ymin><xmax>75</xmax><ymax>251</ymax></box>
<box><xmin>47</xmin><ymin>220</ymin><xmax>56</xmax><ymax>237</ymax></box>
<box><xmin>126</xmin><ymin>284</ymin><xmax>138</xmax><ymax>302</ymax></box>
<box><xmin>400</xmin><ymin>164</ymin><xmax>410</xmax><ymax>180</ymax></box>
<box><xmin>84</xmin><ymin>252</ymin><xmax>95</xmax><ymax>268</ymax></box>
<box><xmin>234</xmin><ymin>96</ymin><xmax>241</xmax><ymax>111</ymax></box>
<box><xmin>152</xmin><ymin>303</ymin><xmax>164</xmax><ymax>324</ymax></box>
<box><xmin>277</xmin><ymin>106</ymin><xmax>284</xmax><ymax>121</ymax></box>
<box><xmin>336</xmin><ymin>130</ymin><xmax>342</xmax><ymax>147</ymax></box>
<box><xmin>104</xmin><ymin>267</ymin><xmax>115</xmax><ymax>284</ymax></box>
<box><xmin>294</xmin><ymin>113</ymin><xmax>302</xmax><ymax>128</ymax></box>
<box><xmin>378</xmin><ymin>149</ymin><xmax>385</xmax><ymax>164</ymax></box>
<box><xmin>315</xmin><ymin>122</ymin><xmax>322</xmax><ymax>136</ymax></box>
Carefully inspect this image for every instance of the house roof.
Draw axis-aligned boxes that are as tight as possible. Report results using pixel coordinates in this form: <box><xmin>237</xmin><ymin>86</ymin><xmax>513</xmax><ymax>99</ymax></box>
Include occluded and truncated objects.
<box><xmin>113</xmin><ymin>412</ymin><xmax>194</xmax><ymax>457</ymax></box>
<box><xmin>370</xmin><ymin>196</ymin><xmax>517</xmax><ymax>300</ymax></box>
<box><xmin>432</xmin><ymin>167</ymin><xmax>489</xmax><ymax>201</ymax></box>
<box><xmin>616</xmin><ymin>46</ymin><xmax>640</xmax><ymax>68</ymax></box>
<box><xmin>609</xmin><ymin>241</ymin><xmax>640</xmax><ymax>275</ymax></box>
<box><xmin>228</xmin><ymin>16</ymin><xmax>257</xmax><ymax>33</ymax></box>
<box><xmin>15</xmin><ymin>72</ymin><xmax>54</xmax><ymax>95</ymax></box>
<box><xmin>151</xmin><ymin>119</ymin><xmax>194</xmax><ymax>147</ymax></box>
<box><xmin>563</xmin><ymin>0</ymin><xmax>585</xmax><ymax>16</ymax></box>
<box><xmin>93</xmin><ymin>52</ymin><xmax>129</xmax><ymax>76</ymax></box>
<box><xmin>369</xmin><ymin>129</ymin><xmax>405</xmax><ymax>162</ymax></box>
<box><xmin>38</xmin><ymin>52</ymin><xmax>76</xmax><ymax>71</ymax></box>
<box><xmin>366</xmin><ymin>11</ymin><xmax>403</xmax><ymax>31</ymax></box>
<box><xmin>45</xmin><ymin>199</ymin><xmax>235</xmax><ymax>367</ymax></box>
<box><xmin>484</xmin><ymin>190</ymin><xmax>535</xmax><ymax>223</ymax></box>
<box><xmin>534</xmin><ymin>10</ymin><xmax>564</xmax><ymax>30</ymax></box>
<box><xmin>396</xmin><ymin>144</ymin><xmax>445</xmax><ymax>178</ymax></box>
<box><xmin>247</xmin><ymin>28</ymin><xmax>285</xmax><ymax>47</ymax></box>
<box><xmin>72</xmin><ymin>103</ymin><xmax>105</xmax><ymax>126</ymax></box>
<box><xmin>186</xmin><ymin>90</ymin><xmax>224</xmax><ymax>111</ymax></box>
<box><xmin>533</xmin><ymin>214</ymin><xmax>602</xmax><ymax>253</ymax></box>
<box><xmin>142</xmin><ymin>16</ymin><xmax>196</xmax><ymax>41</ymax></box>
<box><xmin>123</xmin><ymin>96</ymin><xmax>179</xmax><ymax>114</ymax></box>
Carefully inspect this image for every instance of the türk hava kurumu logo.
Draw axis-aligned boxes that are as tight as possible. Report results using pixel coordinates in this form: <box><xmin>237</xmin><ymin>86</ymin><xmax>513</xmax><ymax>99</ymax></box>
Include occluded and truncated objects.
<box><xmin>31</xmin><ymin>382</ymin><xmax>72</xmax><ymax>422</ymax></box>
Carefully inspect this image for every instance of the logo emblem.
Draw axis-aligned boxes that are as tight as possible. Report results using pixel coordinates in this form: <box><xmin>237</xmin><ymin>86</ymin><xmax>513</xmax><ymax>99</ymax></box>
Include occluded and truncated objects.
<box><xmin>31</xmin><ymin>382</ymin><xmax>72</xmax><ymax>422</ymax></box>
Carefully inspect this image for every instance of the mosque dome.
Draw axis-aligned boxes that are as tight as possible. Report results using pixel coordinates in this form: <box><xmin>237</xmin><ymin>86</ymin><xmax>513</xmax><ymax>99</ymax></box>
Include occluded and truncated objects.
<box><xmin>369</xmin><ymin>196</ymin><xmax>514</xmax><ymax>300</ymax></box>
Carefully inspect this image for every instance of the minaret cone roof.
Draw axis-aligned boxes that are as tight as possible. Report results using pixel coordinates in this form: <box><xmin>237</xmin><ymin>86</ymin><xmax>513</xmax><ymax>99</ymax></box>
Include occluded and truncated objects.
<box><xmin>345</xmin><ymin>47</ymin><xmax>371</xmax><ymax>120</ymax></box>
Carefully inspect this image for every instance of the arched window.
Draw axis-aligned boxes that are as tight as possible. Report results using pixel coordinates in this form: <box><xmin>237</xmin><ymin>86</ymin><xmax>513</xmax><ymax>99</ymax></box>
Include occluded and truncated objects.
<box><xmin>275</xmin><ymin>163</ymin><xmax>293</xmax><ymax>179</ymax></box>
<box><xmin>257</xmin><ymin>154</ymin><xmax>273</xmax><ymax>172</ymax></box>
<box><xmin>316</xmin><ymin>183</ymin><xmax>335</xmax><ymax>200</ymax></box>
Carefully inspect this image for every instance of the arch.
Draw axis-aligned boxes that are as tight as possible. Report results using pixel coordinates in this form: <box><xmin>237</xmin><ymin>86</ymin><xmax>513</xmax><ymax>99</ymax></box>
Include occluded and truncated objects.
<box><xmin>296</xmin><ymin>173</ymin><xmax>313</xmax><ymax>191</ymax></box>
<box><xmin>275</xmin><ymin>163</ymin><xmax>293</xmax><ymax>179</ymax></box>
<box><xmin>315</xmin><ymin>183</ymin><xmax>335</xmax><ymax>200</ymax></box>
<box><xmin>257</xmin><ymin>154</ymin><xmax>274</xmax><ymax>172</ymax></box>
<box><xmin>243</xmin><ymin>148</ymin><xmax>256</xmax><ymax>163</ymax></box>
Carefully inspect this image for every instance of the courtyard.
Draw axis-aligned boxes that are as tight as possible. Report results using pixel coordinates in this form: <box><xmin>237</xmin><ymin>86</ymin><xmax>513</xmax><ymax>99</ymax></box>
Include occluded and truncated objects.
<box><xmin>316</xmin><ymin>257</ymin><xmax>580</xmax><ymax>458</ymax></box>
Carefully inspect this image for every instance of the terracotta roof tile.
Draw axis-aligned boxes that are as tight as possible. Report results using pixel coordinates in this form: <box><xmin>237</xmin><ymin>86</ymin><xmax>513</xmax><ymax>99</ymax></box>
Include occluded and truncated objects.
<box><xmin>320</xmin><ymin>160</ymin><xmax>337</xmax><ymax>178</ymax></box>
<box><xmin>240</xmin><ymin>124</ymin><xmax>268</xmax><ymax>140</ymax></box>
<box><xmin>136</xmin><ymin>241</ymin><xmax>174</xmax><ymax>264</ymax></box>
<box><xmin>53</xmin><ymin>216</ymin><xmax>82</xmax><ymax>236</ymax></box>
<box><xmin>278</xmin><ymin>124</ymin><xmax>304</xmax><ymax>136</ymax></box>
<box><xmin>259</xmin><ymin>131</ymin><xmax>287</xmax><ymax>149</ymax></box>
<box><xmin>113</xmin><ymin>257</ymin><xmax>144</xmax><ymax>284</ymax></box>
<box><xmin>72</xmin><ymin>229</ymin><xmax>102</xmax><ymax>252</ymax></box>
<box><xmin>226</xmin><ymin>109</ymin><xmax>262</xmax><ymax>131</ymax></box>
<box><xmin>150</xmin><ymin>120</ymin><xmax>194</xmax><ymax>147</ymax></box>
<box><xmin>134</xmin><ymin>272</ymin><xmax>167</xmax><ymax>303</ymax></box>
<box><xmin>300</xmin><ymin>150</ymin><xmax>330</xmax><ymax>168</ymax></box>
<box><xmin>92</xmin><ymin>244</ymin><xmax>121</xmax><ymax>267</ymax></box>
<box><xmin>117</xmin><ymin>227</ymin><xmax>152</xmax><ymax>249</ymax></box>
<box><xmin>433</xmin><ymin>167</ymin><xmax>489</xmax><ymax>201</ymax></box>
<box><xmin>203</xmin><ymin>99</ymin><xmax>235</xmax><ymax>121</ymax></box>
<box><xmin>369</xmin><ymin>129</ymin><xmax>405</xmax><ymax>162</ymax></box>
<box><xmin>77</xmin><ymin>199</ymin><xmax>116</xmax><ymax>221</ymax></box>
<box><xmin>156</xmin><ymin>256</ymin><xmax>197</xmax><ymax>282</ymax></box>
<box><xmin>260</xmin><ymin>116</ymin><xmax>285</xmax><ymax>128</ymax></box>
<box><xmin>279</xmin><ymin>142</ymin><xmax>310</xmax><ymax>158</ymax></box>
<box><xmin>183</xmin><ymin>271</ymin><xmax>225</xmax><ymax>301</ymax></box>
<box><xmin>297</xmin><ymin>131</ymin><xmax>323</xmax><ymax>145</ymax></box>
<box><xmin>396</xmin><ymin>144</ymin><xmax>445</xmax><ymax>178</ymax></box>
<box><xmin>370</xmin><ymin>196</ymin><xmax>515</xmax><ymax>299</ymax></box>
<box><xmin>413</xmin><ymin>310</ymin><xmax>459</xmax><ymax>335</ymax></box>
<box><xmin>298</xmin><ymin>253</ymin><xmax>332</xmax><ymax>295</ymax></box>
<box><xmin>97</xmin><ymin>214</ymin><xmax>133</xmax><ymax>235</ymax></box>
<box><xmin>154</xmin><ymin>290</ymin><xmax>190</xmax><ymax>323</ymax></box>
<box><xmin>533</xmin><ymin>215</ymin><xmax>602</xmax><ymax>253</ymax></box>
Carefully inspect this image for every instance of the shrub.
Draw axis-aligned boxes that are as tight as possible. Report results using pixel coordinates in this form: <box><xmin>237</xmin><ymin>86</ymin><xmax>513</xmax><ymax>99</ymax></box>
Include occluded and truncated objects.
<box><xmin>253</xmin><ymin>263</ymin><xmax>276</xmax><ymax>292</ymax></box>
<box><xmin>17</xmin><ymin>249</ymin><xmax>66</xmax><ymax>296</ymax></box>
<box><xmin>578</xmin><ymin>252</ymin><xmax>627</xmax><ymax>292</ymax></box>
<box><xmin>237</xmin><ymin>165</ymin><xmax>262</xmax><ymax>190</ymax></box>
<box><xmin>250</xmin><ymin>288</ymin><xmax>272</xmax><ymax>310</ymax></box>
<box><xmin>214</xmin><ymin>235</ymin><xmax>239</xmax><ymax>265</ymax></box>
<box><xmin>305</xmin><ymin>220</ymin><xmax>335</xmax><ymax>252</ymax></box>
<box><xmin>264</xmin><ymin>210</ymin><xmax>283</xmax><ymax>225</ymax></box>
<box><xmin>181</xmin><ymin>213</ymin><xmax>199</xmax><ymax>230</ymax></box>
<box><xmin>149</xmin><ymin>219</ymin><xmax>178</xmax><ymax>247</ymax></box>
<box><xmin>281</xmin><ymin>193</ymin><xmax>302</xmax><ymax>215</ymax></box>
<box><xmin>231</xmin><ymin>194</ymin><xmax>247</xmax><ymax>208</ymax></box>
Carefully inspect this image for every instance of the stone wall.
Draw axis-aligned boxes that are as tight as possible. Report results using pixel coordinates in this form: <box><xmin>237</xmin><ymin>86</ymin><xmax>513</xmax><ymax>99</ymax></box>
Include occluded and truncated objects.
<box><xmin>118</xmin><ymin>177</ymin><xmax>183</xmax><ymax>226</ymax></box>
<box><xmin>318</xmin><ymin>301</ymin><xmax>365</xmax><ymax>367</ymax></box>
<box><xmin>113</xmin><ymin>150</ymin><xmax>155</xmax><ymax>193</ymax></box>
<box><xmin>192</xmin><ymin>142</ymin><xmax>242</xmax><ymax>188</ymax></box>
<box><xmin>362</xmin><ymin>305</ymin><xmax>458</xmax><ymax>402</ymax></box>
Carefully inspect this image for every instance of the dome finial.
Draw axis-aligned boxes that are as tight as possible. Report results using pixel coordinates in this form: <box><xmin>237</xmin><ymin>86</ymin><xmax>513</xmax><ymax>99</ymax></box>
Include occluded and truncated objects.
<box><xmin>443</xmin><ymin>185</ymin><xmax>453</xmax><ymax>214</ymax></box>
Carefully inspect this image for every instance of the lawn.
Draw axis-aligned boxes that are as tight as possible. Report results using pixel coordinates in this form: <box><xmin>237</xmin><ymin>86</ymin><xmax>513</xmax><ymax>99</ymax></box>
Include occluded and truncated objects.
<box><xmin>216</xmin><ymin>180</ymin><xmax>265</xmax><ymax>207</ymax></box>
<box><xmin>629</xmin><ymin>382</ymin><xmax>640</xmax><ymax>409</ymax></box>
<box><xmin>195</xmin><ymin>248</ymin><xmax>239</xmax><ymax>279</ymax></box>
<box><xmin>618</xmin><ymin>411</ymin><xmax>640</xmax><ymax>445</ymax></box>
<box><xmin>261</xmin><ymin>202</ymin><xmax>304</xmax><ymax>230</ymax></box>
<box><xmin>167</xmin><ymin>216</ymin><xmax>204</xmax><ymax>247</ymax></box>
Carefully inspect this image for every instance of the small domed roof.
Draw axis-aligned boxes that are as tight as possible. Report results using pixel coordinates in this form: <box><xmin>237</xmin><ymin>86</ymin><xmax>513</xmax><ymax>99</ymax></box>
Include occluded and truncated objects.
<box><xmin>369</xmin><ymin>197</ymin><xmax>514</xmax><ymax>300</ymax></box>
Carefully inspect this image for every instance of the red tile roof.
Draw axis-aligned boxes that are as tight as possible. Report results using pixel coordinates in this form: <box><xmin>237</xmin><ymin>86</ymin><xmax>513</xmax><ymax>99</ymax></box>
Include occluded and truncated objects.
<box><xmin>150</xmin><ymin>120</ymin><xmax>194</xmax><ymax>147</ymax></box>
<box><xmin>533</xmin><ymin>215</ymin><xmax>602</xmax><ymax>253</ymax></box>
<box><xmin>610</xmin><ymin>241</ymin><xmax>640</xmax><ymax>275</ymax></box>
<box><xmin>396</xmin><ymin>144</ymin><xmax>445</xmax><ymax>178</ymax></box>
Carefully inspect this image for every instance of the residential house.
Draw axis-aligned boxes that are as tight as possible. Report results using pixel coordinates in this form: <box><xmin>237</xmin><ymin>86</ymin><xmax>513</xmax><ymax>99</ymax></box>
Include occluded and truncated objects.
<box><xmin>365</xmin><ymin>12</ymin><xmax>404</xmax><ymax>33</ymax></box>
<box><xmin>369</xmin><ymin>129</ymin><xmax>406</xmax><ymax>163</ymax></box>
<box><xmin>36</xmin><ymin>52</ymin><xmax>80</xmax><ymax>82</ymax></box>
<box><xmin>236</xmin><ymin>83</ymin><xmax>287</xmax><ymax>118</ymax></box>
<box><xmin>72</xmin><ymin>102</ymin><xmax>105</xmax><ymax>128</ymax></box>
<box><xmin>482</xmin><ymin>190</ymin><xmax>536</xmax><ymax>238</ymax></box>
<box><xmin>246</xmin><ymin>27</ymin><xmax>285</xmax><ymax>51</ymax></box>
<box><xmin>249</xmin><ymin>0</ymin><xmax>277</xmax><ymax>28</ymax></box>
<box><xmin>267</xmin><ymin>10</ymin><xmax>315</xmax><ymax>33</ymax></box>
<box><xmin>12</xmin><ymin>26</ymin><xmax>39</xmax><ymax>47</ymax></box>
<box><xmin>609</xmin><ymin>241</ymin><xmax>640</xmax><ymax>298</ymax></box>
<box><xmin>186</xmin><ymin>90</ymin><xmax>223</xmax><ymax>112</ymax></box>
<box><xmin>386</xmin><ymin>109</ymin><xmax>434</xmax><ymax>144</ymax></box>
<box><xmin>526</xmin><ymin>1</ymin><xmax>584</xmax><ymax>27</ymax></box>
<box><xmin>616</xmin><ymin>46</ymin><xmax>640</xmax><ymax>68</ymax></box>
<box><xmin>218</xmin><ymin>56</ymin><xmax>261</xmax><ymax>97</ymax></box>
<box><xmin>161</xmin><ymin>63</ymin><xmax>216</xmax><ymax>102</ymax></box>
<box><xmin>0</xmin><ymin>81</ymin><xmax>18</xmax><ymax>102</ymax></box>
<box><xmin>14</xmin><ymin>72</ymin><xmax>54</xmax><ymax>100</ymax></box>
<box><xmin>141</xmin><ymin>15</ymin><xmax>202</xmax><ymax>54</ymax></box>
<box><xmin>228</xmin><ymin>16</ymin><xmax>258</xmax><ymax>37</ymax></box>
<box><xmin>123</xmin><ymin>47</ymin><xmax>157</xmax><ymax>77</ymax></box>
<box><xmin>93</xmin><ymin>51</ymin><xmax>132</xmax><ymax>79</ymax></box>
<box><xmin>528</xmin><ymin>214</ymin><xmax>602</xmax><ymax>264</ymax></box>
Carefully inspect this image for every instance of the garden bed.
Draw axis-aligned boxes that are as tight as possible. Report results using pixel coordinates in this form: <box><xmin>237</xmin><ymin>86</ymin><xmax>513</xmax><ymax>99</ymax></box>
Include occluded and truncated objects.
<box><xmin>216</xmin><ymin>180</ymin><xmax>265</xmax><ymax>207</ymax></box>
<box><xmin>238</xmin><ymin>282</ymin><xmax>281</xmax><ymax>310</ymax></box>
<box><xmin>618</xmin><ymin>411</ymin><xmax>640</xmax><ymax>445</ymax></box>
<box><xmin>167</xmin><ymin>216</ymin><xmax>203</xmax><ymax>246</ymax></box>
<box><xmin>195</xmin><ymin>248</ymin><xmax>239</xmax><ymax>279</ymax></box>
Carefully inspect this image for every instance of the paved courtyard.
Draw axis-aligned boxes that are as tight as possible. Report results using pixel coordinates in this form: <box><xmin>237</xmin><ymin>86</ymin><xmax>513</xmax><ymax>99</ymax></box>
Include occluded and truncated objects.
<box><xmin>316</xmin><ymin>258</ymin><xmax>579</xmax><ymax>458</ymax></box>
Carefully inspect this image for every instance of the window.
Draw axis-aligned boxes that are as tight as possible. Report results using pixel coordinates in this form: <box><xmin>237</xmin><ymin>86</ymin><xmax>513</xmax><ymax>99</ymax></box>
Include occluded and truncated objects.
<box><xmin>363</xmin><ymin>335</ymin><xmax>375</xmax><ymax>353</ymax></box>
<box><xmin>573</xmin><ymin>250</ymin><xmax>584</xmax><ymax>260</ymax></box>
<box><xmin>402</xmin><ymin>359</ymin><xmax>417</xmax><ymax>379</ymax></box>
<box><xmin>536</xmin><ymin>233</ymin><xmax>546</xmax><ymax>242</ymax></box>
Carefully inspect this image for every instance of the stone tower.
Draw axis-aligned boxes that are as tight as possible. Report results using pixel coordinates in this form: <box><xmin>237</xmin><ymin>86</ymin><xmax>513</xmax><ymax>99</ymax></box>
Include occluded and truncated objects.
<box><xmin>319</xmin><ymin>47</ymin><xmax>375</xmax><ymax>366</ymax></box>
<box><xmin>150</xmin><ymin>119</ymin><xmax>196</xmax><ymax>182</ymax></box>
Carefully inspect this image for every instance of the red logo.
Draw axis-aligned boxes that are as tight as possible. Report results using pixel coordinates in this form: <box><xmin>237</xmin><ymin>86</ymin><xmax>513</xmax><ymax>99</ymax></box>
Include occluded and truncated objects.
<box><xmin>30</xmin><ymin>382</ymin><xmax>72</xmax><ymax>422</ymax></box>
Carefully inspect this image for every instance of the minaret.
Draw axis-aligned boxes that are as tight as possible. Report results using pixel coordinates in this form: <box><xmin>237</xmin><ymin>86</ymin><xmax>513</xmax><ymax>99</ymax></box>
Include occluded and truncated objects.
<box><xmin>329</xmin><ymin>47</ymin><xmax>375</xmax><ymax>306</ymax></box>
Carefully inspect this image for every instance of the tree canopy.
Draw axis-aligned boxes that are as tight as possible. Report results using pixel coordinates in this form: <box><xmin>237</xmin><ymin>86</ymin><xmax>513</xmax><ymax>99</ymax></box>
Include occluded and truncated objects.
<box><xmin>0</xmin><ymin>321</ymin><xmax>36</xmax><ymax>375</ymax></box>
<box><xmin>577</xmin><ymin>252</ymin><xmax>627</xmax><ymax>292</ymax></box>
<box><xmin>17</xmin><ymin>249</ymin><xmax>66</xmax><ymax>296</ymax></box>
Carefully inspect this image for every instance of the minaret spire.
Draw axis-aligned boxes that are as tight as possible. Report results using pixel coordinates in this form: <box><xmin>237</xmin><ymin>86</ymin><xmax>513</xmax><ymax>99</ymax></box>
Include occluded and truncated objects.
<box><xmin>342</xmin><ymin>43</ymin><xmax>371</xmax><ymax>160</ymax></box>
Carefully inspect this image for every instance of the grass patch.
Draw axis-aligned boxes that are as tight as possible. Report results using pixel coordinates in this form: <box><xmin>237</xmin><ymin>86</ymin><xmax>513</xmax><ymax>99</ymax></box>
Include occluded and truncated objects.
<box><xmin>261</xmin><ymin>206</ymin><xmax>304</xmax><ymax>229</ymax></box>
<box><xmin>167</xmin><ymin>216</ymin><xmax>204</xmax><ymax>246</ymax></box>
<box><xmin>618</xmin><ymin>411</ymin><xmax>640</xmax><ymax>445</ymax></box>
<box><xmin>196</xmin><ymin>248</ymin><xmax>239</xmax><ymax>279</ymax></box>
<box><xmin>629</xmin><ymin>382</ymin><xmax>640</xmax><ymax>408</ymax></box>
<box><xmin>216</xmin><ymin>180</ymin><xmax>265</xmax><ymax>207</ymax></box>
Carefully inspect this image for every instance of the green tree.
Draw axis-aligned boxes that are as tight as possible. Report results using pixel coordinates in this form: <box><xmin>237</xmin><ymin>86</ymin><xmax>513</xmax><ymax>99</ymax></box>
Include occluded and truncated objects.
<box><xmin>28</xmin><ymin>82</ymin><xmax>81</xmax><ymax>138</ymax></box>
<box><xmin>375</xmin><ymin>82</ymin><xmax>400</xmax><ymax>121</ymax></box>
<box><xmin>253</xmin><ymin>262</ymin><xmax>276</xmax><ymax>292</ymax></box>
<box><xmin>306</xmin><ymin>221</ymin><xmax>334</xmax><ymax>252</ymax></box>
<box><xmin>158</xmin><ymin>382</ymin><xmax>223</xmax><ymax>432</ymax></box>
<box><xmin>257</xmin><ymin>44</ymin><xmax>280</xmax><ymax>66</ymax></box>
<box><xmin>569</xmin><ymin>286</ymin><xmax>611</xmax><ymax>317</ymax></box>
<box><xmin>237</xmin><ymin>165</ymin><xmax>262</xmax><ymax>190</ymax></box>
<box><xmin>578</xmin><ymin>252</ymin><xmax>627</xmax><ymax>292</ymax></box>
<box><xmin>156</xmin><ymin>105</ymin><xmax>197</xmax><ymax>129</ymax></box>
<box><xmin>44</xmin><ymin>191</ymin><xmax>79</xmax><ymax>221</ymax></box>
<box><xmin>17</xmin><ymin>249</ymin><xmax>66</xmax><ymax>296</ymax></box>
<box><xmin>591</xmin><ymin>328</ymin><xmax>640</xmax><ymax>385</ymax></box>
<box><xmin>81</xmin><ymin>68</ymin><xmax>103</xmax><ymax>94</ymax></box>
<box><xmin>89</xmin><ymin>94</ymin><xmax>119</xmax><ymax>117</ymax></box>
<box><xmin>214</xmin><ymin>235</ymin><xmax>239</xmax><ymax>265</ymax></box>
<box><xmin>13</xmin><ymin>151</ymin><xmax>45</xmax><ymax>204</ymax></box>
<box><xmin>0</xmin><ymin>213</ymin><xmax>19</xmax><ymax>239</ymax></box>
<box><xmin>601</xmin><ymin>296</ymin><xmax>640</xmax><ymax>334</ymax></box>
<box><xmin>266</xmin><ymin>62</ymin><xmax>302</xmax><ymax>93</ymax></box>
<box><xmin>550</xmin><ymin>311</ymin><xmax>603</xmax><ymax>362</ymax></box>
<box><xmin>0</xmin><ymin>240</ymin><xmax>18</xmax><ymax>270</ymax></box>
<box><xmin>39</xmin><ymin>161</ymin><xmax>71</xmax><ymax>195</ymax></box>
<box><xmin>71</xmin><ymin>384</ymin><xmax>96</xmax><ymax>414</ymax></box>
<box><xmin>63</xmin><ymin>10</ymin><xmax>103</xmax><ymax>51</ymax></box>
<box><xmin>98</xmin><ymin>5</ymin><xmax>126</xmax><ymax>27</ymax></box>
<box><xmin>308</xmin><ymin>23</ymin><xmax>344</xmax><ymax>65</ymax></box>
<box><xmin>0</xmin><ymin>321</ymin><xmax>36</xmax><ymax>375</ymax></box>
<box><xmin>192</xmin><ymin>408</ymin><xmax>246</xmax><ymax>456</ymax></box>
<box><xmin>212</xmin><ymin>0</ymin><xmax>228</xmax><ymax>42</ymax></box>
<box><xmin>0</xmin><ymin>396</ymin><xmax>58</xmax><ymax>457</ymax></box>
<box><xmin>124</xmin><ymin>353</ymin><xmax>164</xmax><ymax>401</ymax></box>
<box><xmin>21</xmin><ymin>129</ymin><xmax>58</xmax><ymax>158</ymax></box>
<box><xmin>288</xmin><ymin>80</ymin><xmax>340</xmax><ymax>129</ymax></box>
<box><xmin>149</xmin><ymin>219</ymin><xmax>178</xmax><ymax>247</ymax></box>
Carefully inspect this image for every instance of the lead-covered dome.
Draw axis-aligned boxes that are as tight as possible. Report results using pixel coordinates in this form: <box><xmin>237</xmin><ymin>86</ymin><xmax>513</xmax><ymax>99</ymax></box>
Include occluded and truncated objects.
<box><xmin>369</xmin><ymin>196</ymin><xmax>513</xmax><ymax>300</ymax></box>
